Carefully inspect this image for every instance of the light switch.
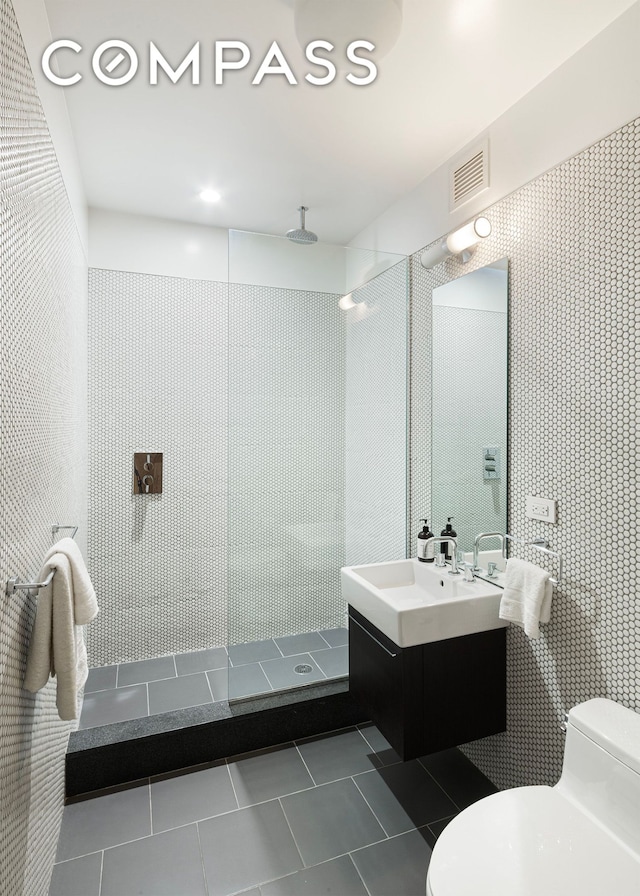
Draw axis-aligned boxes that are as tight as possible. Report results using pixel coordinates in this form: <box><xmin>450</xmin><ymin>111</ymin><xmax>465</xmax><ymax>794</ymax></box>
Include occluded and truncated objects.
<box><xmin>526</xmin><ymin>495</ymin><xmax>557</xmax><ymax>523</ymax></box>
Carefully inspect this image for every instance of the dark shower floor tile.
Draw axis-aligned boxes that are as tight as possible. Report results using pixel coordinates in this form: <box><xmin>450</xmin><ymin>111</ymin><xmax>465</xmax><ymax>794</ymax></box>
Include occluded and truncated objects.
<box><xmin>227</xmin><ymin>663</ymin><xmax>272</xmax><ymax>699</ymax></box>
<box><xmin>274</xmin><ymin>631</ymin><xmax>330</xmax><ymax>655</ymax></box>
<box><xmin>310</xmin><ymin>645</ymin><xmax>348</xmax><ymax>678</ymax></box>
<box><xmin>84</xmin><ymin>664</ymin><xmax>117</xmax><ymax>693</ymax></box>
<box><xmin>118</xmin><ymin>655</ymin><xmax>176</xmax><ymax>687</ymax></box>
<box><xmin>175</xmin><ymin>646</ymin><xmax>228</xmax><ymax>675</ymax></box>
<box><xmin>79</xmin><ymin>684</ymin><xmax>148</xmax><ymax>729</ymax></box>
<box><xmin>228</xmin><ymin>639</ymin><xmax>283</xmax><ymax>666</ymax></box>
<box><xmin>52</xmin><ymin>726</ymin><xmax>492</xmax><ymax>896</ymax></box>
<box><xmin>148</xmin><ymin>672</ymin><xmax>213</xmax><ymax>715</ymax></box>
<box><xmin>261</xmin><ymin>653</ymin><xmax>326</xmax><ymax>691</ymax></box>
<box><xmin>318</xmin><ymin>626</ymin><xmax>349</xmax><ymax>647</ymax></box>
<box><xmin>81</xmin><ymin>630</ymin><xmax>349</xmax><ymax>728</ymax></box>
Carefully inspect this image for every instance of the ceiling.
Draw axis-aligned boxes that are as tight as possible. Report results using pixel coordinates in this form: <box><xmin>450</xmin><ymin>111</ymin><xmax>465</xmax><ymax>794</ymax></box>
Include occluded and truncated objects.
<box><xmin>44</xmin><ymin>0</ymin><xmax>633</xmax><ymax>245</ymax></box>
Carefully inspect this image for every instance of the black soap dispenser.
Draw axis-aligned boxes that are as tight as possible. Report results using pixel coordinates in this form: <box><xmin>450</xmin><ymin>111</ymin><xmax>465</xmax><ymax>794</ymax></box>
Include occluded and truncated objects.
<box><xmin>440</xmin><ymin>517</ymin><xmax>457</xmax><ymax>560</ymax></box>
<box><xmin>417</xmin><ymin>519</ymin><xmax>435</xmax><ymax>563</ymax></box>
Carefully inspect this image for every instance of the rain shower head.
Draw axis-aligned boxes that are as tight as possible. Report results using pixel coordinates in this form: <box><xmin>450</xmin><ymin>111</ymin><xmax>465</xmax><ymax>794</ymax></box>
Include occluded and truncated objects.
<box><xmin>286</xmin><ymin>206</ymin><xmax>318</xmax><ymax>244</ymax></box>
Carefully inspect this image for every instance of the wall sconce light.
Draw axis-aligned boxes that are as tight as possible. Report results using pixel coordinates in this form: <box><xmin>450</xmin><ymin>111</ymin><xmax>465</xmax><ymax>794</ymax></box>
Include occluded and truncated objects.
<box><xmin>339</xmin><ymin>293</ymin><xmax>364</xmax><ymax>311</ymax></box>
<box><xmin>420</xmin><ymin>216</ymin><xmax>492</xmax><ymax>270</ymax></box>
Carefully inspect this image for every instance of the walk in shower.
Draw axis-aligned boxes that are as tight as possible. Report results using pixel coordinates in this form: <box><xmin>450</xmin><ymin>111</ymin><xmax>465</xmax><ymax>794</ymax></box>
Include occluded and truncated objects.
<box><xmin>81</xmin><ymin>231</ymin><xmax>407</xmax><ymax>729</ymax></box>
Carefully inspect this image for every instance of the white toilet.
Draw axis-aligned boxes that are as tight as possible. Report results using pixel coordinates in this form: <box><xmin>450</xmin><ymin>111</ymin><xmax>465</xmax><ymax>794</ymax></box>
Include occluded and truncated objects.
<box><xmin>426</xmin><ymin>698</ymin><xmax>640</xmax><ymax>895</ymax></box>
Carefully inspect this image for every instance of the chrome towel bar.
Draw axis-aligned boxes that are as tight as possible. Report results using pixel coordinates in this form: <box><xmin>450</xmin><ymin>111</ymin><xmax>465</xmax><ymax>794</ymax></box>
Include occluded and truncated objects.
<box><xmin>6</xmin><ymin>525</ymin><xmax>79</xmax><ymax>597</ymax></box>
<box><xmin>505</xmin><ymin>533</ymin><xmax>563</xmax><ymax>586</ymax></box>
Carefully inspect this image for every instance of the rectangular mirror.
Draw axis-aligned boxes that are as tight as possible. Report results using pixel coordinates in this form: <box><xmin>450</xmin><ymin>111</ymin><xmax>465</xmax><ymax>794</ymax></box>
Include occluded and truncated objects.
<box><xmin>431</xmin><ymin>259</ymin><xmax>508</xmax><ymax>552</ymax></box>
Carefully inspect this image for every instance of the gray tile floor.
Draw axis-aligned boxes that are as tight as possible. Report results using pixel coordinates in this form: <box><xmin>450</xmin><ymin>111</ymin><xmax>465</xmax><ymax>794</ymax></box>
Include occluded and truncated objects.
<box><xmin>49</xmin><ymin>724</ymin><xmax>498</xmax><ymax>896</ymax></box>
<box><xmin>80</xmin><ymin>629</ymin><xmax>349</xmax><ymax>729</ymax></box>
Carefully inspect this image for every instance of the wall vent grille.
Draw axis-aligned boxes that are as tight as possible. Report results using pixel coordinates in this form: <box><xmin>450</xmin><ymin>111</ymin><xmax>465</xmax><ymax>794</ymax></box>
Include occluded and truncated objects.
<box><xmin>450</xmin><ymin>139</ymin><xmax>489</xmax><ymax>210</ymax></box>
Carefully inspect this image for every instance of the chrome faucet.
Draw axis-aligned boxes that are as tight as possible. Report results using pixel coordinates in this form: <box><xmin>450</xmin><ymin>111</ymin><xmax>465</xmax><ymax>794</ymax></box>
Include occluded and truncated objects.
<box><xmin>462</xmin><ymin>563</ymin><xmax>475</xmax><ymax>582</ymax></box>
<box><xmin>472</xmin><ymin>532</ymin><xmax>506</xmax><ymax>572</ymax></box>
<box><xmin>423</xmin><ymin>537</ymin><xmax>459</xmax><ymax>575</ymax></box>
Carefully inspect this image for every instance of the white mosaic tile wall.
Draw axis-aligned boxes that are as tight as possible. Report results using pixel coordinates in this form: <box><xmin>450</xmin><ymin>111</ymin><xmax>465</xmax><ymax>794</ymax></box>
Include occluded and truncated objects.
<box><xmin>1</xmin><ymin>1</ymin><xmax>88</xmax><ymax>893</ymax></box>
<box><xmin>89</xmin><ymin>264</ymin><xmax>409</xmax><ymax>656</ymax></box>
<box><xmin>411</xmin><ymin>118</ymin><xmax>639</xmax><ymax>788</ymax></box>
<box><xmin>89</xmin><ymin>273</ymin><xmax>355</xmax><ymax>658</ymax></box>
<box><xmin>227</xmin><ymin>283</ymin><xmax>347</xmax><ymax>644</ymax></box>
<box><xmin>87</xmin><ymin>270</ymin><xmax>228</xmax><ymax>665</ymax></box>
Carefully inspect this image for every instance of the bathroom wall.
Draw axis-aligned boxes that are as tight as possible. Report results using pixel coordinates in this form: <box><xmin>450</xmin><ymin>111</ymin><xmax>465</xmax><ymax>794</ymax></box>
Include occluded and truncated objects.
<box><xmin>88</xmin><ymin>220</ymin><xmax>408</xmax><ymax>663</ymax></box>
<box><xmin>87</xmin><ymin>271</ymin><xmax>347</xmax><ymax>663</ymax></box>
<box><xmin>351</xmin><ymin>2</ymin><xmax>640</xmax><ymax>258</ymax></box>
<box><xmin>89</xmin><ymin>208</ymin><xmax>228</xmax><ymax>282</ymax></box>
<box><xmin>410</xmin><ymin>117</ymin><xmax>639</xmax><ymax>788</ymax></box>
<box><xmin>87</xmin><ymin>269</ymin><xmax>228</xmax><ymax>664</ymax></box>
<box><xmin>1</xmin><ymin>1</ymin><xmax>88</xmax><ymax>893</ymax></box>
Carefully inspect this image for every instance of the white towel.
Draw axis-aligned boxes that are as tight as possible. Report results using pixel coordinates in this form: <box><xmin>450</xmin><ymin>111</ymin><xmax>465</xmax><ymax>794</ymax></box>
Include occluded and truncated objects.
<box><xmin>499</xmin><ymin>557</ymin><xmax>553</xmax><ymax>639</ymax></box>
<box><xmin>24</xmin><ymin>538</ymin><xmax>99</xmax><ymax>720</ymax></box>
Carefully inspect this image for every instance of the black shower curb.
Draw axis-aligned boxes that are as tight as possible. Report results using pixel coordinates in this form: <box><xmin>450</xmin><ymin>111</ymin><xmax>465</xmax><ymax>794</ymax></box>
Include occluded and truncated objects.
<box><xmin>65</xmin><ymin>681</ymin><xmax>367</xmax><ymax>799</ymax></box>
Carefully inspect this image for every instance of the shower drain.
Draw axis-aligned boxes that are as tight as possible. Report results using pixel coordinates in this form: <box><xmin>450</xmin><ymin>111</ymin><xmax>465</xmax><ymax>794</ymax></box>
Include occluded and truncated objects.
<box><xmin>294</xmin><ymin>663</ymin><xmax>313</xmax><ymax>675</ymax></box>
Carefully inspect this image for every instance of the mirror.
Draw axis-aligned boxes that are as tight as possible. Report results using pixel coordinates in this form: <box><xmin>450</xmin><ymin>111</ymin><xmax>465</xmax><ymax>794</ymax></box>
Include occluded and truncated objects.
<box><xmin>431</xmin><ymin>259</ymin><xmax>508</xmax><ymax>553</ymax></box>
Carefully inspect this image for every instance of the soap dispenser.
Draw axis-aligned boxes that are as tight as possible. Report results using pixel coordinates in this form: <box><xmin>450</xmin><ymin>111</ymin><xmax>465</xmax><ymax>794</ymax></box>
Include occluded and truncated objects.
<box><xmin>440</xmin><ymin>517</ymin><xmax>457</xmax><ymax>560</ymax></box>
<box><xmin>417</xmin><ymin>519</ymin><xmax>435</xmax><ymax>563</ymax></box>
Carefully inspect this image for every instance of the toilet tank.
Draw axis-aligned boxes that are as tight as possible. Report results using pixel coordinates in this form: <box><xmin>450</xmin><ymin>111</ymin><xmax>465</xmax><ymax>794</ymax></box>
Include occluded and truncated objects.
<box><xmin>556</xmin><ymin>698</ymin><xmax>640</xmax><ymax>857</ymax></box>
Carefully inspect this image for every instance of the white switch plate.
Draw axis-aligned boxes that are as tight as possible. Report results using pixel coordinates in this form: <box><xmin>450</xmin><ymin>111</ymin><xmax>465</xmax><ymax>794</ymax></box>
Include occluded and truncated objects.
<box><xmin>526</xmin><ymin>495</ymin><xmax>557</xmax><ymax>523</ymax></box>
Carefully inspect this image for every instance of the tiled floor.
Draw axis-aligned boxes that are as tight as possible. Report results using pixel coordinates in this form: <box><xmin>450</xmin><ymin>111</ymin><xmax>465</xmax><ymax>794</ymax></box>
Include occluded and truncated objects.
<box><xmin>80</xmin><ymin>629</ymin><xmax>349</xmax><ymax>729</ymax></box>
<box><xmin>49</xmin><ymin>724</ymin><xmax>498</xmax><ymax>896</ymax></box>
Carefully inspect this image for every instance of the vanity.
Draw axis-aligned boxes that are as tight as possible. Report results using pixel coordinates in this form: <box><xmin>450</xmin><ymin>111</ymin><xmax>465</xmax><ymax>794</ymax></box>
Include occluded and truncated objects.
<box><xmin>343</xmin><ymin>558</ymin><xmax>507</xmax><ymax>760</ymax></box>
<box><xmin>343</xmin><ymin>258</ymin><xmax>510</xmax><ymax>761</ymax></box>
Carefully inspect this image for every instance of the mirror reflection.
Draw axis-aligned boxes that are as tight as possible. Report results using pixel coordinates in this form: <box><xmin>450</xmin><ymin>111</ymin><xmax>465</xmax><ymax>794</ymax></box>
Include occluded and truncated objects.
<box><xmin>431</xmin><ymin>259</ymin><xmax>508</xmax><ymax>553</ymax></box>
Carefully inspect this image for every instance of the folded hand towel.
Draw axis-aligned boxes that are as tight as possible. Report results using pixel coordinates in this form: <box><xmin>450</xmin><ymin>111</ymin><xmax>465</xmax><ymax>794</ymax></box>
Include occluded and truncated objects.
<box><xmin>499</xmin><ymin>557</ymin><xmax>553</xmax><ymax>639</ymax></box>
<box><xmin>24</xmin><ymin>539</ymin><xmax>99</xmax><ymax>721</ymax></box>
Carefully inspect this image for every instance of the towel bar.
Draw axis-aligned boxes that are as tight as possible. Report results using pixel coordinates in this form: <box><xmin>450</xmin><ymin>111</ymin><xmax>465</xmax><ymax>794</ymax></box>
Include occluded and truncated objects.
<box><xmin>6</xmin><ymin>525</ymin><xmax>79</xmax><ymax>597</ymax></box>
<box><xmin>505</xmin><ymin>533</ymin><xmax>563</xmax><ymax>586</ymax></box>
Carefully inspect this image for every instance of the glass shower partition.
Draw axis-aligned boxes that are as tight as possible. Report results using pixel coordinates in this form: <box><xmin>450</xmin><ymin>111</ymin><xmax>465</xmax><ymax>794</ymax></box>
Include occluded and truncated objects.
<box><xmin>227</xmin><ymin>230</ymin><xmax>408</xmax><ymax>702</ymax></box>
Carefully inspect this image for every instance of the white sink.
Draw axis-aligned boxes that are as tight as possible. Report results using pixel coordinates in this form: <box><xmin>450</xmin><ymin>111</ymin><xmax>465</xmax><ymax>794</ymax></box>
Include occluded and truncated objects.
<box><xmin>341</xmin><ymin>558</ymin><xmax>507</xmax><ymax>648</ymax></box>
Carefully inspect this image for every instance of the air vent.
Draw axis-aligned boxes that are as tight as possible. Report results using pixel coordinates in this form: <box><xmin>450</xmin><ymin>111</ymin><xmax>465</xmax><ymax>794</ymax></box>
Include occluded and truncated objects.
<box><xmin>450</xmin><ymin>139</ymin><xmax>489</xmax><ymax>210</ymax></box>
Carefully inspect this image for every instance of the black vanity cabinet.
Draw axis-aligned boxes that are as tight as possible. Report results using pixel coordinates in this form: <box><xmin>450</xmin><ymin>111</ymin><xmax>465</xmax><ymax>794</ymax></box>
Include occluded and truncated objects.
<box><xmin>348</xmin><ymin>606</ymin><xmax>506</xmax><ymax>760</ymax></box>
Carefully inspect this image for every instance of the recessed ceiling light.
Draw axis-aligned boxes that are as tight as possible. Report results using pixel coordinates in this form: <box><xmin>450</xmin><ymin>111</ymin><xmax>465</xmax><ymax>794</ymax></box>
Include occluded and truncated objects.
<box><xmin>199</xmin><ymin>188</ymin><xmax>221</xmax><ymax>203</ymax></box>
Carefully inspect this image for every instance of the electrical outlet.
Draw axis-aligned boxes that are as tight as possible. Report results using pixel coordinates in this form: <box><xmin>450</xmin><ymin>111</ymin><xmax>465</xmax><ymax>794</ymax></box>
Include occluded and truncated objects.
<box><xmin>526</xmin><ymin>495</ymin><xmax>557</xmax><ymax>523</ymax></box>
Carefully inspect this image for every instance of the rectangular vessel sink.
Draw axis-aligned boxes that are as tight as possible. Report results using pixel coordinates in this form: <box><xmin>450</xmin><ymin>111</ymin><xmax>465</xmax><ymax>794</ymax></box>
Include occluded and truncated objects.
<box><xmin>341</xmin><ymin>558</ymin><xmax>507</xmax><ymax>648</ymax></box>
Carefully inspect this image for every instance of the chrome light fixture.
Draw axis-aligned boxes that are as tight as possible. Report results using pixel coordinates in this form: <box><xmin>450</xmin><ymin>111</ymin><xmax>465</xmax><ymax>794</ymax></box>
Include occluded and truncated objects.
<box><xmin>420</xmin><ymin>216</ymin><xmax>492</xmax><ymax>270</ymax></box>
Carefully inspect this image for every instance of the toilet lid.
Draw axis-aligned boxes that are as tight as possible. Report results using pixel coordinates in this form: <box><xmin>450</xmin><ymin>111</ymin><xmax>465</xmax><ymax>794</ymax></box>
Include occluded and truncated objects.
<box><xmin>428</xmin><ymin>786</ymin><xmax>640</xmax><ymax>896</ymax></box>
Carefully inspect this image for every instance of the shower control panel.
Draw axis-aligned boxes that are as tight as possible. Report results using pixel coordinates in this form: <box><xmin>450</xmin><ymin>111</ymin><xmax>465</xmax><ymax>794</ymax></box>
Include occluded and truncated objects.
<box><xmin>483</xmin><ymin>446</ymin><xmax>501</xmax><ymax>480</ymax></box>
<box><xmin>133</xmin><ymin>453</ymin><xmax>163</xmax><ymax>495</ymax></box>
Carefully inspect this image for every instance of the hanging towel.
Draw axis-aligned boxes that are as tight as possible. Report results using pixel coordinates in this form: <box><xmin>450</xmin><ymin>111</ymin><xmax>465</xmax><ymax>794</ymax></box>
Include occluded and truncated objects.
<box><xmin>24</xmin><ymin>538</ymin><xmax>99</xmax><ymax>720</ymax></box>
<box><xmin>498</xmin><ymin>557</ymin><xmax>553</xmax><ymax>639</ymax></box>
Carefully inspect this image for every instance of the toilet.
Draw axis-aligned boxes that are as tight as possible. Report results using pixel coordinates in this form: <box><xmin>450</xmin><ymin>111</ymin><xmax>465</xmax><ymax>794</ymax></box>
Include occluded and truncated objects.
<box><xmin>426</xmin><ymin>698</ymin><xmax>640</xmax><ymax>895</ymax></box>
